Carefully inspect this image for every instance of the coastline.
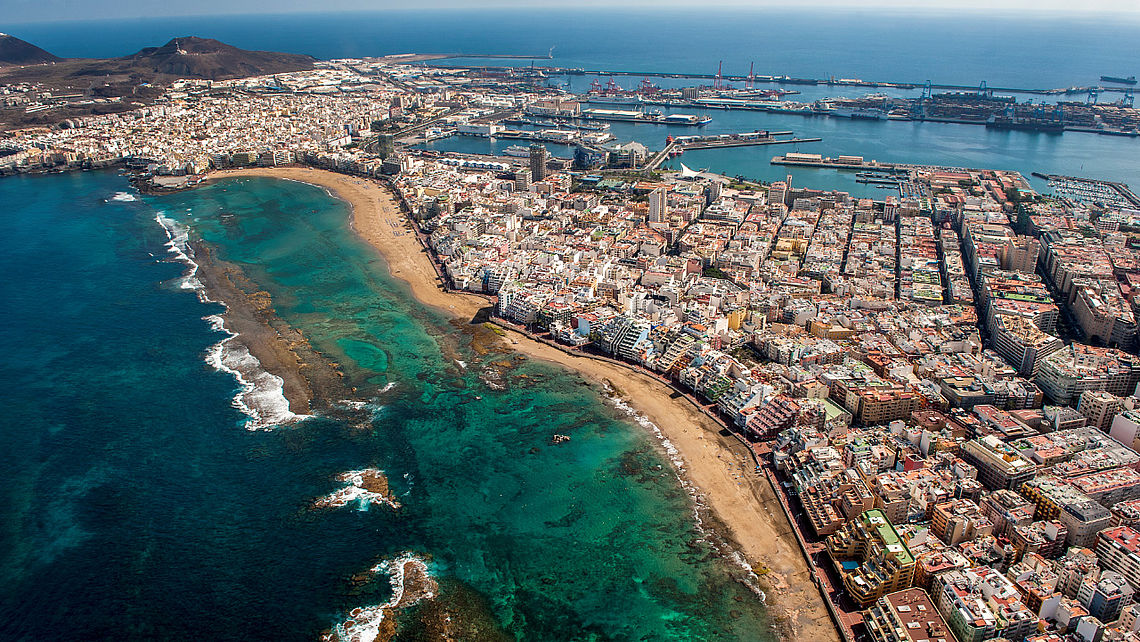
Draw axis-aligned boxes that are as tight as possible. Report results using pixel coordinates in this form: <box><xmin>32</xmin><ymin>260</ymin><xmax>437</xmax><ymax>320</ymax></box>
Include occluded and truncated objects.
<box><xmin>207</xmin><ymin>166</ymin><xmax>839</xmax><ymax>641</ymax></box>
<box><xmin>189</xmin><ymin>240</ymin><xmax>356</xmax><ymax>418</ymax></box>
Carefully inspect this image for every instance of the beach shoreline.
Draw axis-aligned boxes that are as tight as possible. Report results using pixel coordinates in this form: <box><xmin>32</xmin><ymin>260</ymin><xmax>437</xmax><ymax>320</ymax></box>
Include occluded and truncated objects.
<box><xmin>207</xmin><ymin>166</ymin><xmax>838</xmax><ymax>641</ymax></box>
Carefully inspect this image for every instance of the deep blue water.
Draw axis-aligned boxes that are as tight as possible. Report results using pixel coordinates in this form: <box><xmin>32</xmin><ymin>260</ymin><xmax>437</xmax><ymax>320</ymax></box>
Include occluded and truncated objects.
<box><xmin>6</xmin><ymin>8</ymin><xmax>1139</xmax><ymax>89</ymax></box>
<box><xmin>0</xmin><ymin>170</ymin><xmax>773</xmax><ymax>640</ymax></box>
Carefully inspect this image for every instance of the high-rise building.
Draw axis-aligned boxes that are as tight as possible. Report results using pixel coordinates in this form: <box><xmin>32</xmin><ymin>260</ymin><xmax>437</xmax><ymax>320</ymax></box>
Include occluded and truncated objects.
<box><xmin>767</xmin><ymin>181</ymin><xmax>787</xmax><ymax>207</ymax></box>
<box><xmin>1078</xmin><ymin>390</ymin><xmax>1124</xmax><ymax>432</ymax></box>
<box><xmin>931</xmin><ymin>499</ymin><xmax>993</xmax><ymax>546</ymax></box>
<box><xmin>1097</xmin><ymin>526</ymin><xmax>1140</xmax><ymax>592</ymax></box>
<box><xmin>1077</xmin><ymin>569</ymin><xmax>1134</xmax><ymax>623</ymax></box>
<box><xmin>375</xmin><ymin>133</ymin><xmax>395</xmax><ymax>159</ymax></box>
<box><xmin>529</xmin><ymin>144</ymin><xmax>547</xmax><ymax>181</ymax></box>
<box><xmin>514</xmin><ymin>168</ymin><xmax>532</xmax><ymax>192</ymax></box>
<box><xmin>1001</xmin><ymin>235</ymin><xmax>1041</xmax><ymax>273</ymax></box>
<box><xmin>648</xmin><ymin>187</ymin><xmax>666</xmax><ymax>223</ymax></box>
<box><xmin>1112</xmin><ymin>409</ymin><xmax>1140</xmax><ymax>451</ymax></box>
<box><xmin>959</xmin><ymin>435</ymin><xmax>1037</xmax><ymax>490</ymax></box>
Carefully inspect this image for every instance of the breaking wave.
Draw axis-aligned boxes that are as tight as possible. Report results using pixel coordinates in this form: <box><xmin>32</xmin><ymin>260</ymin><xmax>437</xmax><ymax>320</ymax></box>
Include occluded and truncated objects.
<box><xmin>322</xmin><ymin>553</ymin><xmax>437</xmax><ymax>642</ymax></box>
<box><xmin>108</xmin><ymin>191</ymin><xmax>138</xmax><ymax>202</ymax></box>
<box><xmin>603</xmin><ymin>384</ymin><xmax>766</xmax><ymax>604</ymax></box>
<box><xmin>314</xmin><ymin>469</ymin><xmax>400</xmax><ymax>511</ymax></box>
<box><xmin>155</xmin><ymin>213</ymin><xmax>307</xmax><ymax>430</ymax></box>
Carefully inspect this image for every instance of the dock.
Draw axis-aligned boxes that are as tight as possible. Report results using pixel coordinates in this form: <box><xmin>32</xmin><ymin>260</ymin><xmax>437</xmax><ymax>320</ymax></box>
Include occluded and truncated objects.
<box><xmin>770</xmin><ymin>153</ymin><xmax>907</xmax><ymax>173</ymax></box>
<box><xmin>643</xmin><ymin>131</ymin><xmax>820</xmax><ymax>170</ymax></box>
<box><xmin>536</xmin><ymin>66</ymin><xmax>1138</xmax><ymax>96</ymax></box>
<box><xmin>678</xmin><ymin>136</ymin><xmax>820</xmax><ymax>150</ymax></box>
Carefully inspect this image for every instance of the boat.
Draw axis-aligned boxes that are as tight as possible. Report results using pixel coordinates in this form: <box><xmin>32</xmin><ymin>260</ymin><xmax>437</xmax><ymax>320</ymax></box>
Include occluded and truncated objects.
<box><xmin>850</xmin><ymin>108</ymin><xmax>887</xmax><ymax>120</ymax></box>
<box><xmin>1098</xmin><ymin>128</ymin><xmax>1140</xmax><ymax>137</ymax></box>
<box><xmin>586</xmin><ymin>93</ymin><xmax>643</xmax><ymax>105</ymax></box>
<box><xmin>830</xmin><ymin>107</ymin><xmax>886</xmax><ymax>120</ymax></box>
<box><xmin>502</xmin><ymin>145</ymin><xmax>531</xmax><ymax>157</ymax></box>
<box><xmin>985</xmin><ymin>116</ymin><xmax>1065</xmax><ymax>134</ymax></box>
<box><xmin>1101</xmin><ymin>75</ymin><xmax>1137</xmax><ymax>85</ymax></box>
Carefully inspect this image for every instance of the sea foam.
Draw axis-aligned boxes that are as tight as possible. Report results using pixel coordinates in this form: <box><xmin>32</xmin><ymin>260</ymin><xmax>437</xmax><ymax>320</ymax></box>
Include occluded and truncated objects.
<box><xmin>323</xmin><ymin>553</ymin><xmax>436</xmax><ymax>642</ymax></box>
<box><xmin>603</xmin><ymin>385</ymin><xmax>766</xmax><ymax>604</ymax></box>
<box><xmin>314</xmin><ymin>469</ymin><xmax>400</xmax><ymax>511</ymax></box>
<box><xmin>155</xmin><ymin>213</ymin><xmax>307</xmax><ymax>431</ymax></box>
<box><xmin>108</xmin><ymin>191</ymin><xmax>139</xmax><ymax>202</ymax></box>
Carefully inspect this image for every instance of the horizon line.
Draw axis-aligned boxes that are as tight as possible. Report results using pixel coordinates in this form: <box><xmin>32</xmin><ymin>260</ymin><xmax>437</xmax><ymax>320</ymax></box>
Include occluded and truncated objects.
<box><xmin>6</xmin><ymin>3</ymin><xmax>1140</xmax><ymax>27</ymax></box>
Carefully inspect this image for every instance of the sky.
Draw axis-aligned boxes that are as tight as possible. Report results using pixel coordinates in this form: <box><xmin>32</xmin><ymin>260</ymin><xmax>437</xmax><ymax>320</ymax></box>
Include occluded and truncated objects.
<box><xmin>6</xmin><ymin>0</ymin><xmax>1140</xmax><ymax>24</ymax></box>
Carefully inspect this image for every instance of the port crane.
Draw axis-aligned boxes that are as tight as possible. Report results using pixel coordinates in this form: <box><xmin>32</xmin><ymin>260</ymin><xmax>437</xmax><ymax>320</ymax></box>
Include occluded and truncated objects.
<box><xmin>911</xmin><ymin>80</ymin><xmax>933</xmax><ymax>120</ymax></box>
<box><xmin>746</xmin><ymin>62</ymin><xmax>755</xmax><ymax>90</ymax></box>
<box><xmin>638</xmin><ymin>78</ymin><xmax>660</xmax><ymax>95</ymax></box>
<box><xmin>714</xmin><ymin>60</ymin><xmax>723</xmax><ymax>91</ymax></box>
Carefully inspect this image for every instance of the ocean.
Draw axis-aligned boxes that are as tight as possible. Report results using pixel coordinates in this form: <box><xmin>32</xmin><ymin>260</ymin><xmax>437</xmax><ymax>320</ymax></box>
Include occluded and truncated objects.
<box><xmin>0</xmin><ymin>170</ymin><xmax>771</xmax><ymax>640</ymax></box>
<box><xmin>2</xmin><ymin>8</ymin><xmax>1139</xmax><ymax>639</ymax></box>
<box><xmin>8</xmin><ymin>8</ymin><xmax>1140</xmax><ymax>89</ymax></box>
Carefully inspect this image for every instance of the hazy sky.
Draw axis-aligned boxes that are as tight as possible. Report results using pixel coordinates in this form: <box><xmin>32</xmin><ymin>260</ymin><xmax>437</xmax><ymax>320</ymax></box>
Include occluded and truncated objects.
<box><xmin>6</xmin><ymin>0</ymin><xmax>1140</xmax><ymax>24</ymax></box>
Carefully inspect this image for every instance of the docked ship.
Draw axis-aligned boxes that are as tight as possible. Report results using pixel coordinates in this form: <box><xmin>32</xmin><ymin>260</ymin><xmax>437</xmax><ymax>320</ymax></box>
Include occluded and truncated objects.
<box><xmin>1101</xmin><ymin>75</ymin><xmax>1138</xmax><ymax>85</ymax></box>
<box><xmin>830</xmin><ymin>107</ymin><xmax>887</xmax><ymax>120</ymax></box>
<box><xmin>585</xmin><ymin>93</ymin><xmax>644</xmax><ymax>105</ymax></box>
<box><xmin>663</xmin><ymin>113</ymin><xmax>713</xmax><ymax>125</ymax></box>
<box><xmin>502</xmin><ymin>145</ymin><xmax>532</xmax><ymax>157</ymax></box>
<box><xmin>985</xmin><ymin>115</ymin><xmax>1065</xmax><ymax>133</ymax></box>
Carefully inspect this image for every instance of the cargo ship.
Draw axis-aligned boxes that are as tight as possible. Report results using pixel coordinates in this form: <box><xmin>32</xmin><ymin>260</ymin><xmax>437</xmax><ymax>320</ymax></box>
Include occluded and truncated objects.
<box><xmin>985</xmin><ymin>115</ymin><xmax>1065</xmax><ymax>134</ymax></box>
<box><xmin>1101</xmin><ymin>75</ymin><xmax>1137</xmax><ymax>85</ymax></box>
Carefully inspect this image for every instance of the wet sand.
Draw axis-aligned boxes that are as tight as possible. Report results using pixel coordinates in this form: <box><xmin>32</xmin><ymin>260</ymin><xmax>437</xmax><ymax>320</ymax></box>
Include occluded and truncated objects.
<box><xmin>209</xmin><ymin>166</ymin><xmax>838</xmax><ymax>641</ymax></box>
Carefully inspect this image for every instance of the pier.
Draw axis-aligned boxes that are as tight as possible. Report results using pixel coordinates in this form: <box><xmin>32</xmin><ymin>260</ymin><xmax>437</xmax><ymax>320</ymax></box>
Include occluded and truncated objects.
<box><xmin>536</xmin><ymin>66</ymin><xmax>1138</xmax><ymax>97</ymax></box>
<box><xmin>770</xmin><ymin>153</ymin><xmax>908</xmax><ymax>173</ymax></box>
<box><xmin>643</xmin><ymin>131</ymin><xmax>821</xmax><ymax>170</ymax></box>
<box><xmin>677</xmin><ymin>136</ymin><xmax>821</xmax><ymax>150</ymax></box>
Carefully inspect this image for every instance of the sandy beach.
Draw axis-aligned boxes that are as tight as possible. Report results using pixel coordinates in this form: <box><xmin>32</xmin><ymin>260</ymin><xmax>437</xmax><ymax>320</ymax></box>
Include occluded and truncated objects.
<box><xmin>210</xmin><ymin>166</ymin><xmax>838</xmax><ymax>641</ymax></box>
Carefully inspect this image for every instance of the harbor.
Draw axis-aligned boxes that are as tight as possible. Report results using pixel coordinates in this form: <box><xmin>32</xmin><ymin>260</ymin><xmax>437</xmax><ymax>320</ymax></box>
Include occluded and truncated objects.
<box><xmin>1031</xmin><ymin>172</ymin><xmax>1140</xmax><ymax>208</ymax></box>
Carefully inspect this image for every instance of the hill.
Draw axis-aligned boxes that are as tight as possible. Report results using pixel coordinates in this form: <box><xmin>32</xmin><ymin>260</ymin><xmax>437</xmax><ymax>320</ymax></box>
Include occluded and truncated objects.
<box><xmin>117</xmin><ymin>36</ymin><xmax>316</xmax><ymax>80</ymax></box>
<box><xmin>0</xmin><ymin>36</ymin><xmax>317</xmax><ymax>129</ymax></box>
<box><xmin>0</xmin><ymin>33</ymin><xmax>62</xmax><ymax>65</ymax></box>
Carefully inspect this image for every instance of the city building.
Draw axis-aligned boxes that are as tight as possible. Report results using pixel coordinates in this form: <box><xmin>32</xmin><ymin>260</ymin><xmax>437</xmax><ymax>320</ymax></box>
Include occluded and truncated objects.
<box><xmin>865</xmin><ymin>588</ymin><xmax>957</xmax><ymax>642</ymax></box>
<box><xmin>827</xmin><ymin>509</ymin><xmax>916</xmax><ymax>607</ymax></box>
<box><xmin>960</xmin><ymin>435</ymin><xmax>1037</xmax><ymax>491</ymax></box>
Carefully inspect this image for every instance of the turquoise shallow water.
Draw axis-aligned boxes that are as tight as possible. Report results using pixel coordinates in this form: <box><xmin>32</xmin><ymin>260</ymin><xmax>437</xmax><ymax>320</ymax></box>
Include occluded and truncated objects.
<box><xmin>0</xmin><ymin>171</ymin><xmax>773</xmax><ymax>640</ymax></box>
